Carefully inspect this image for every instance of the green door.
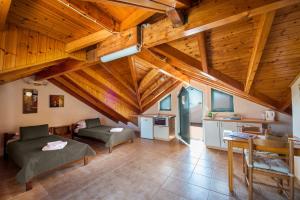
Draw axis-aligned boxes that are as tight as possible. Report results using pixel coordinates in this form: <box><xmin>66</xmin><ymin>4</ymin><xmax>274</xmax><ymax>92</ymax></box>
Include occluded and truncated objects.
<box><xmin>178</xmin><ymin>87</ymin><xmax>190</xmax><ymax>144</ymax></box>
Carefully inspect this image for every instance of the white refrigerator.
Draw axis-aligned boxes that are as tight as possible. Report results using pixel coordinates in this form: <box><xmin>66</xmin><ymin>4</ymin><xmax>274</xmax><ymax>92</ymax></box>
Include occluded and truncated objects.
<box><xmin>140</xmin><ymin>117</ymin><xmax>154</xmax><ymax>139</ymax></box>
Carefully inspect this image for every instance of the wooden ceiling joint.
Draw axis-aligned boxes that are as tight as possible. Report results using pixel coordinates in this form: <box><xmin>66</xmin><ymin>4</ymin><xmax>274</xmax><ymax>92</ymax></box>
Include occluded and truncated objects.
<box><xmin>244</xmin><ymin>11</ymin><xmax>275</xmax><ymax>93</ymax></box>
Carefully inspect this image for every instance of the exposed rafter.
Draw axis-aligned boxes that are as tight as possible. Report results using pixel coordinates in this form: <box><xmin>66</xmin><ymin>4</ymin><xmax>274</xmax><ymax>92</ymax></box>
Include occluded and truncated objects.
<box><xmin>196</xmin><ymin>32</ymin><xmax>208</xmax><ymax>73</ymax></box>
<box><xmin>0</xmin><ymin>0</ymin><xmax>11</xmax><ymax>30</ymax></box>
<box><xmin>76</xmin><ymin>70</ymin><xmax>140</xmax><ymax>112</ymax></box>
<box><xmin>51</xmin><ymin>76</ymin><xmax>124</xmax><ymax>123</ymax></box>
<box><xmin>139</xmin><ymin>68</ymin><xmax>159</xmax><ymax>93</ymax></box>
<box><xmin>136</xmin><ymin>49</ymin><xmax>190</xmax><ymax>84</ymax></box>
<box><xmin>142</xmin><ymin>80</ymin><xmax>180</xmax><ymax>112</ymax></box>
<box><xmin>151</xmin><ymin>44</ymin><xmax>243</xmax><ymax>90</ymax></box>
<box><xmin>65</xmin><ymin>30</ymin><xmax>112</xmax><ymax>53</ymax></box>
<box><xmin>141</xmin><ymin>75</ymin><xmax>170</xmax><ymax>102</ymax></box>
<box><xmin>35</xmin><ymin>60</ymin><xmax>98</xmax><ymax>81</ymax></box>
<box><xmin>100</xmin><ymin>62</ymin><xmax>137</xmax><ymax>96</ymax></box>
<box><xmin>120</xmin><ymin>10</ymin><xmax>155</xmax><ymax>31</ymax></box>
<box><xmin>58</xmin><ymin>0</ymin><xmax>119</xmax><ymax>32</ymax></box>
<box><xmin>128</xmin><ymin>56</ymin><xmax>142</xmax><ymax>111</ymax></box>
<box><xmin>86</xmin><ymin>0</ymin><xmax>191</xmax><ymax>13</ymax></box>
<box><xmin>244</xmin><ymin>11</ymin><xmax>275</xmax><ymax>93</ymax></box>
<box><xmin>90</xmin><ymin>0</ymin><xmax>300</xmax><ymax>56</ymax></box>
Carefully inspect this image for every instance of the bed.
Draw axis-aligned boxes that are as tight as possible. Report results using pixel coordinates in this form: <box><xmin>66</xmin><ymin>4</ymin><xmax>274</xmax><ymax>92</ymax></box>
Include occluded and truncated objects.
<box><xmin>72</xmin><ymin>118</ymin><xmax>135</xmax><ymax>153</ymax></box>
<box><xmin>7</xmin><ymin>124</ymin><xmax>96</xmax><ymax>190</ymax></box>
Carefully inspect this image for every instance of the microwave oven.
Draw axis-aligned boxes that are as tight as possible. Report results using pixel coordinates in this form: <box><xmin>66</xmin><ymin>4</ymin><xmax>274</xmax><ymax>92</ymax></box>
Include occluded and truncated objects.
<box><xmin>154</xmin><ymin>117</ymin><xmax>168</xmax><ymax>126</ymax></box>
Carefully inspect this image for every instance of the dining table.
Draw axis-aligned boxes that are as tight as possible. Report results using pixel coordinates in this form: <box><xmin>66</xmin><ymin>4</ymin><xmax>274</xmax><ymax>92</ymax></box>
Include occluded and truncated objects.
<box><xmin>223</xmin><ymin>133</ymin><xmax>300</xmax><ymax>193</ymax></box>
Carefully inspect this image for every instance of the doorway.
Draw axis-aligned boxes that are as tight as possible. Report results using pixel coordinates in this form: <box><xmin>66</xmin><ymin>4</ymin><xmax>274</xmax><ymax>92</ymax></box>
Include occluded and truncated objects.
<box><xmin>178</xmin><ymin>86</ymin><xmax>204</xmax><ymax>145</ymax></box>
<box><xmin>187</xmin><ymin>87</ymin><xmax>204</xmax><ymax>141</ymax></box>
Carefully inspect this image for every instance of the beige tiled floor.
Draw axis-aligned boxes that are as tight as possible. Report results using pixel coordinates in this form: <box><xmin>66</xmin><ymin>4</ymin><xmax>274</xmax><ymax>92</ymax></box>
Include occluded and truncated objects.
<box><xmin>0</xmin><ymin>138</ymin><xmax>299</xmax><ymax>200</ymax></box>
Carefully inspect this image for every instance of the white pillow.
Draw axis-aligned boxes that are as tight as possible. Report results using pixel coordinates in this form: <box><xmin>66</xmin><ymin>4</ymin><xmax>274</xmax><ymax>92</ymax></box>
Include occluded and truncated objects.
<box><xmin>74</xmin><ymin>120</ymin><xmax>86</xmax><ymax>133</ymax></box>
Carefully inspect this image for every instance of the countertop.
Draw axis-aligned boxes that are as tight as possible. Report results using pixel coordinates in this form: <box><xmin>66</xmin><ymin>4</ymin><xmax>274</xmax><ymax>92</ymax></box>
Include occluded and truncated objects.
<box><xmin>203</xmin><ymin>117</ymin><xmax>280</xmax><ymax>124</ymax></box>
<box><xmin>137</xmin><ymin>114</ymin><xmax>176</xmax><ymax>118</ymax></box>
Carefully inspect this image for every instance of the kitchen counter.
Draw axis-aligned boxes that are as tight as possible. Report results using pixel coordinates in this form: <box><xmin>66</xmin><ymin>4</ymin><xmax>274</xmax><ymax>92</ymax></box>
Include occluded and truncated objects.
<box><xmin>137</xmin><ymin>114</ymin><xmax>176</xmax><ymax>118</ymax></box>
<box><xmin>203</xmin><ymin>117</ymin><xmax>280</xmax><ymax>124</ymax></box>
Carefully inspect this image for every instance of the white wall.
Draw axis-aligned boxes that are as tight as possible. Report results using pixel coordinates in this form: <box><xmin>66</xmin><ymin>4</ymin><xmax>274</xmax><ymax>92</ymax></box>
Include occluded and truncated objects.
<box><xmin>292</xmin><ymin>75</ymin><xmax>300</xmax><ymax>179</ymax></box>
<box><xmin>143</xmin><ymin>80</ymin><xmax>292</xmax><ymax>135</ymax></box>
<box><xmin>0</xmin><ymin>79</ymin><xmax>119</xmax><ymax>155</ymax></box>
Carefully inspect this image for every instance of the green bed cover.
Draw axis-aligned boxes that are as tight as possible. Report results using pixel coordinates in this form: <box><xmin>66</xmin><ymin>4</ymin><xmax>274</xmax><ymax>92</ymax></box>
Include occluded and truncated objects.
<box><xmin>7</xmin><ymin>135</ymin><xmax>95</xmax><ymax>184</ymax></box>
<box><xmin>78</xmin><ymin>126</ymin><xmax>135</xmax><ymax>148</ymax></box>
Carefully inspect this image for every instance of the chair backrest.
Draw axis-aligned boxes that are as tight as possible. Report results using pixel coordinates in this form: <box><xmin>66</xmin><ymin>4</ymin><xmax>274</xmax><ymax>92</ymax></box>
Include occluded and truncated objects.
<box><xmin>242</xmin><ymin>126</ymin><xmax>262</xmax><ymax>135</ymax></box>
<box><xmin>248</xmin><ymin>137</ymin><xmax>294</xmax><ymax>173</ymax></box>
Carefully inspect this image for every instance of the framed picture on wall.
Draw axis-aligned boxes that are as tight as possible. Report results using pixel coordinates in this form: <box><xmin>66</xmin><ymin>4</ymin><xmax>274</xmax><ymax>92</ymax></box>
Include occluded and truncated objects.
<box><xmin>23</xmin><ymin>89</ymin><xmax>38</xmax><ymax>114</ymax></box>
<box><xmin>50</xmin><ymin>95</ymin><xmax>64</xmax><ymax>108</ymax></box>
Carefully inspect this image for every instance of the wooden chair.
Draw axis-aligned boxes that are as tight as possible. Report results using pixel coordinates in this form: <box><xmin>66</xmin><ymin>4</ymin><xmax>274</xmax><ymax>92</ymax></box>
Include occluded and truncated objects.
<box><xmin>244</xmin><ymin>137</ymin><xmax>295</xmax><ymax>200</ymax></box>
<box><xmin>241</xmin><ymin>126</ymin><xmax>262</xmax><ymax>135</ymax></box>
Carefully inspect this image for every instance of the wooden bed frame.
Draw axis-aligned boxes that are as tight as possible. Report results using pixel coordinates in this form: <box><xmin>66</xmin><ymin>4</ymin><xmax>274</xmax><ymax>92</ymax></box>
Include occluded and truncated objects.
<box><xmin>71</xmin><ymin>124</ymin><xmax>134</xmax><ymax>153</ymax></box>
<box><xmin>25</xmin><ymin>156</ymin><xmax>89</xmax><ymax>191</ymax></box>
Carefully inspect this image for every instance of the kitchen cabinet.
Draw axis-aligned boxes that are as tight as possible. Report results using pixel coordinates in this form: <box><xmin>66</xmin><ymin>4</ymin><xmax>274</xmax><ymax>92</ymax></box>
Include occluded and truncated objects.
<box><xmin>204</xmin><ymin>121</ymin><xmax>221</xmax><ymax>147</ymax></box>
<box><xmin>153</xmin><ymin>117</ymin><xmax>175</xmax><ymax>141</ymax></box>
<box><xmin>204</xmin><ymin>120</ymin><xmax>237</xmax><ymax>149</ymax></box>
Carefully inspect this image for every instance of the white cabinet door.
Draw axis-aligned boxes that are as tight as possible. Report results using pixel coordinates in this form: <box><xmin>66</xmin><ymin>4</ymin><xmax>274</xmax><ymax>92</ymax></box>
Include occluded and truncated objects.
<box><xmin>154</xmin><ymin>126</ymin><xmax>169</xmax><ymax>140</ymax></box>
<box><xmin>141</xmin><ymin>117</ymin><xmax>153</xmax><ymax>139</ymax></box>
<box><xmin>204</xmin><ymin>121</ymin><xmax>221</xmax><ymax>148</ymax></box>
<box><xmin>220</xmin><ymin>122</ymin><xmax>237</xmax><ymax>149</ymax></box>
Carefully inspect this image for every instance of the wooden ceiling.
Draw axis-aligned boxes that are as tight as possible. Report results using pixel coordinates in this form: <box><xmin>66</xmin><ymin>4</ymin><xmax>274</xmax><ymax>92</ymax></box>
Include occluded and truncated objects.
<box><xmin>1</xmin><ymin>0</ymin><xmax>300</xmax><ymax>124</ymax></box>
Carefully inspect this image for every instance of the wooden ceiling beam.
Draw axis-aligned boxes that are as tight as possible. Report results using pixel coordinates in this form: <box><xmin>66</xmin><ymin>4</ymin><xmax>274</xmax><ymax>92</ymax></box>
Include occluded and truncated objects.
<box><xmin>136</xmin><ymin>49</ymin><xmax>190</xmax><ymax>84</ymax></box>
<box><xmin>35</xmin><ymin>59</ymin><xmax>98</xmax><ymax>81</ymax></box>
<box><xmin>141</xmin><ymin>75</ymin><xmax>169</xmax><ymax>102</ymax></box>
<box><xmin>139</xmin><ymin>68</ymin><xmax>159</xmax><ymax>93</ymax></box>
<box><xmin>142</xmin><ymin>80</ymin><xmax>180</xmax><ymax>112</ymax></box>
<box><xmin>120</xmin><ymin>10</ymin><xmax>155</xmax><ymax>31</ymax></box>
<box><xmin>100</xmin><ymin>62</ymin><xmax>137</xmax><ymax>96</ymax></box>
<box><xmin>151</xmin><ymin>44</ymin><xmax>243</xmax><ymax>91</ymax></box>
<box><xmin>90</xmin><ymin>0</ymin><xmax>300</xmax><ymax>59</ymax></box>
<box><xmin>197</xmin><ymin>32</ymin><xmax>208</xmax><ymax>73</ymax></box>
<box><xmin>51</xmin><ymin>76</ymin><xmax>121</xmax><ymax>123</ymax></box>
<box><xmin>0</xmin><ymin>0</ymin><xmax>11</xmax><ymax>30</ymax></box>
<box><xmin>87</xmin><ymin>0</ymin><xmax>189</xmax><ymax>13</ymax></box>
<box><xmin>59</xmin><ymin>0</ymin><xmax>119</xmax><ymax>32</ymax></box>
<box><xmin>143</xmin><ymin>0</ymin><xmax>299</xmax><ymax>48</ymax></box>
<box><xmin>77</xmin><ymin>70</ymin><xmax>140</xmax><ymax>112</ymax></box>
<box><xmin>244</xmin><ymin>11</ymin><xmax>275</xmax><ymax>93</ymax></box>
<box><xmin>128</xmin><ymin>56</ymin><xmax>142</xmax><ymax>111</ymax></box>
<box><xmin>65</xmin><ymin>30</ymin><xmax>112</xmax><ymax>53</ymax></box>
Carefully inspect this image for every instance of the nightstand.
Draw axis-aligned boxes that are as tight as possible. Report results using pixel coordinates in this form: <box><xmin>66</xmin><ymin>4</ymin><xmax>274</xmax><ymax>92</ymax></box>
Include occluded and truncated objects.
<box><xmin>3</xmin><ymin>133</ymin><xmax>16</xmax><ymax>160</ymax></box>
<box><xmin>49</xmin><ymin>125</ymin><xmax>72</xmax><ymax>138</ymax></box>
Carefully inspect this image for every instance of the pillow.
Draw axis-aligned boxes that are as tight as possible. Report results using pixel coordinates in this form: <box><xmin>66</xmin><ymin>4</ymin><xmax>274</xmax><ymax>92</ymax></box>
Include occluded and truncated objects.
<box><xmin>20</xmin><ymin>124</ymin><xmax>49</xmax><ymax>141</ymax></box>
<box><xmin>74</xmin><ymin>120</ymin><xmax>87</xmax><ymax>133</ymax></box>
<box><xmin>85</xmin><ymin>118</ymin><xmax>101</xmax><ymax>128</ymax></box>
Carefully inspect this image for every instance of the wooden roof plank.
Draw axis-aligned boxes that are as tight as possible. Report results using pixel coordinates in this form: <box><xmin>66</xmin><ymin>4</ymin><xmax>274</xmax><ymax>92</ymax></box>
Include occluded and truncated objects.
<box><xmin>244</xmin><ymin>11</ymin><xmax>275</xmax><ymax>93</ymax></box>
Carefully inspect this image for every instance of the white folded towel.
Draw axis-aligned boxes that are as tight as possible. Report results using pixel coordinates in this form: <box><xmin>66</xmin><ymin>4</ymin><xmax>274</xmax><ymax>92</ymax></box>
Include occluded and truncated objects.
<box><xmin>42</xmin><ymin>140</ymin><xmax>68</xmax><ymax>151</ymax></box>
<box><xmin>110</xmin><ymin>128</ymin><xmax>124</xmax><ymax>133</ymax></box>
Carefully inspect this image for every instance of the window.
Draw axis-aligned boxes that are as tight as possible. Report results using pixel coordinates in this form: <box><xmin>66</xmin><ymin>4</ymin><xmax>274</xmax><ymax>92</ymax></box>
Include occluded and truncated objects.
<box><xmin>160</xmin><ymin>95</ymin><xmax>171</xmax><ymax>111</ymax></box>
<box><xmin>211</xmin><ymin>89</ymin><xmax>234</xmax><ymax>112</ymax></box>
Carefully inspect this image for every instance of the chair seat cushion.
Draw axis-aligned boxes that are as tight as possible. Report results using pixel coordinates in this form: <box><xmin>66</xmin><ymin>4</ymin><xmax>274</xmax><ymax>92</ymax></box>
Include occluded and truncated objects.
<box><xmin>244</xmin><ymin>150</ymin><xmax>289</xmax><ymax>174</ymax></box>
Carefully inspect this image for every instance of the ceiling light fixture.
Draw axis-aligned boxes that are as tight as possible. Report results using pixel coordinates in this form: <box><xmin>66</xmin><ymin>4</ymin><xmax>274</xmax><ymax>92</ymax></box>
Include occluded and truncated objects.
<box><xmin>100</xmin><ymin>26</ymin><xmax>143</xmax><ymax>63</ymax></box>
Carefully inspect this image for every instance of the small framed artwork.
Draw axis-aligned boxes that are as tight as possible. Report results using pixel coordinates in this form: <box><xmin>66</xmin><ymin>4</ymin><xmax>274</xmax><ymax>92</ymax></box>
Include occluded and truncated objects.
<box><xmin>23</xmin><ymin>89</ymin><xmax>38</xmax><ymax>114</ymax></box>
<box><xmin>50</xmin><ymin>95</ymin><xmax>64</xmax><ymax>108</ymax></box>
